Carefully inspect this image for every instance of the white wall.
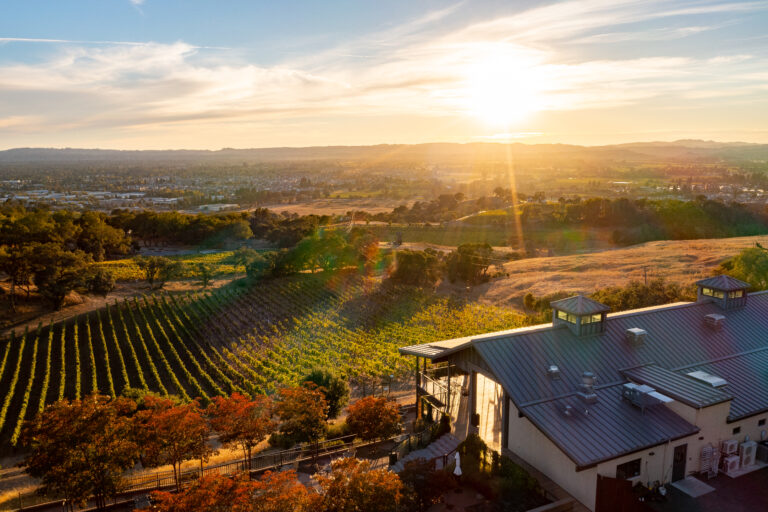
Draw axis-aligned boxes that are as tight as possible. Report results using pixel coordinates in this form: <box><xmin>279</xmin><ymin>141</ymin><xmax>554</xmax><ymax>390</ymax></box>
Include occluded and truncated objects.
<box><xmin>506</xmin><ymin>399</ymin><xmax>694</xmax><ymax>511</ymax></box>
<box><xmin>476</xmin><ymin>372</ymin><xmax>504</xmax><ymax>451</ymax></box>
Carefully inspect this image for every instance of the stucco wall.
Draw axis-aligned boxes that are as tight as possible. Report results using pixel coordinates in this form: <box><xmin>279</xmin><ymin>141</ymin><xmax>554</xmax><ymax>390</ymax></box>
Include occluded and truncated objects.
<box><xmin>664</xmin><ymin>400</ymin><xmax>768</xmax><ymax>475</ymax></box>
<box><xmin>507</xmin><ymin>399</ymin><xmax>695</xmax><ymax>511</ymax></box>
<box><xmin>476</xmin><ymin>372</ymin><xmax>504</xmax><ymax>451</ymax></box>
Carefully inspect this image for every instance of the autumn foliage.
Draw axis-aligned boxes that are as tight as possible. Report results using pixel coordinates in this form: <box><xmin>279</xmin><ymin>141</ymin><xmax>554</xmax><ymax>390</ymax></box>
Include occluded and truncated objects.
<box><xmin>149</xmin><ymin>471</ymin><xmax>317</xmax><ymax>512</ymax></box>
<box><xmin>315</xmin><ymin>457</ymin><xmax>404</xmax><ymax>512</ymax></box>
<box><xmin>134</xmin><ymin>396</ymin><xmax>214</xmax><ymax>491</ymax></box>
<box><xmin>207</xmin><ymin>392</ymin><xmax>276</xmax><ymax>468</ymax></box>
<box><xmin>22</xmin><ymin>395</ymin><xmax>139</xmax><ymax>511</ymax></box>
<box><xmin>346</xmin><ymin>396</ymin><xmax>402</xmax><ymax>441</ymax></box>
<box><xmin>274</xmin><ymin>384</ymin><xmax>328</xmax><ymax>444</ymax></box>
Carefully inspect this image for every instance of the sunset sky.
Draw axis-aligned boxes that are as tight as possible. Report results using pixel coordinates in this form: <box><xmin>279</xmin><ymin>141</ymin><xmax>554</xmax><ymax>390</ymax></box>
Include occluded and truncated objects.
<box><xmin>1</xmin><ymin>0</ymin><xmax>767</xmax><ymax>149</ymax></box>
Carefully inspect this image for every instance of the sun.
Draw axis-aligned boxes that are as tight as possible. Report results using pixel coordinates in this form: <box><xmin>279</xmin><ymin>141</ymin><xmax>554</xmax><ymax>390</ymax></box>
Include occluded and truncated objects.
<box><xmin>463</xmin><ymin>51</ymin><xmax>544</xmax><ymax>126</ymax></box>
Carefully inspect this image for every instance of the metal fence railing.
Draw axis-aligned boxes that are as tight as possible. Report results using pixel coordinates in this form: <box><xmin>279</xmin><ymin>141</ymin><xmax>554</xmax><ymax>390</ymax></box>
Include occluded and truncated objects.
<box><xmin>121</xmin><ymin>433</ymin><xmax>361</xmax><ymax>493</ymax></box>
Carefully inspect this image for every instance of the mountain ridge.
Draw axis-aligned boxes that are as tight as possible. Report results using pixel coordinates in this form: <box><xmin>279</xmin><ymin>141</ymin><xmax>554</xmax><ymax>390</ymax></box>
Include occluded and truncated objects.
<box><xmin>1</xmin><ymin>140</ymin><xmax>766</xmax><ymax>164</ymax></box>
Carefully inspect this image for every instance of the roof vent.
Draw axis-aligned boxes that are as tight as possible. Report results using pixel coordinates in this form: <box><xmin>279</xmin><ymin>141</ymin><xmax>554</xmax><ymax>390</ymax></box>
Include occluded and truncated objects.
<box><xmin>547</xmin><ymin>365</ymin><xmax>561</xmax><ymax>380</ymax></box>
<box><xmin>687</xmin><ymin>370</ymin><xmax>728</xmax><ymax>388</ymax></box>
<box><xmin>577</xmin><ymin>371</ymin><xmax>597</xmax><ymax>404</ymax></box>
<box><xmin>626</xmin><ymin>328</ymin><xmax>647</xmax><ymax>346</ymax></box>
<box><xmin>563</xmin><ymin>405</ymin><xmax>573</xmax><ymax>416</ymax></box>
<box><xmin>622</xmin><ymin>382</ymin><xmax>672</xmax><ymax>411</ymax></box>
<box><xmin>703</xmin><ymin>313</ymin><xmax>725</xmax><ymax>331</ymax></box>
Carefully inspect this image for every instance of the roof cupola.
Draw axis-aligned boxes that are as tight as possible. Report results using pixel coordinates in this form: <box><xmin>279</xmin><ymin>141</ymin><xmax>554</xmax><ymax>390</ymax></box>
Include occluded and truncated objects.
<box><xmin>550</xmin><ymin>295</ymin><xmax>610</xmax><ymax>336</ymax></box>
<box><xmin>696</xmin><ymin>275</ymin><xmax>749</xmax><ymax>310</ymax></box>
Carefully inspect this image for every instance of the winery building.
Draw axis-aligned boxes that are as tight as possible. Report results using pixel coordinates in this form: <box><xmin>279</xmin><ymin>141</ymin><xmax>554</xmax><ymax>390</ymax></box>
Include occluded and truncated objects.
<box><xmin>399</xmin><ymin>275</ymin><xmax>768</xmax><ymax>511</ymax></box>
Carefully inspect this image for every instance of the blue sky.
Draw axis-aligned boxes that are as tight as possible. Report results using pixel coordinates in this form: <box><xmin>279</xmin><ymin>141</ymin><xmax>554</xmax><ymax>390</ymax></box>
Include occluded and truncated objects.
<box><xmin>1</xmin><ymin>0</ymin><xmax>767</xmax><ymax>149</ymax></box>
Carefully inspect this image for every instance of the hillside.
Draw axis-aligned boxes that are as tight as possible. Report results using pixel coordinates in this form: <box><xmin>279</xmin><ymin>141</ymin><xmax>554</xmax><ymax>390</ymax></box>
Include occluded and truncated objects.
<box><xmin>0</xmin><ymin>271</ymin><xmax>525</xmax><ymax>452</ymax></box>
<box><xmin>2</xmin><ymin>140</ymin><xmax>768</xmax><ymax>164</ymax></box>
<box><xmin>471</xmin><ymin>235</ymin><xmax>768</xmax><ymax>307</ymax></box>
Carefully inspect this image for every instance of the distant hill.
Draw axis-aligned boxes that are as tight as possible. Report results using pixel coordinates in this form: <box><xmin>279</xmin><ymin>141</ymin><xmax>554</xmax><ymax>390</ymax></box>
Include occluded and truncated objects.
<box><xmin>1</xmin><ymin>140</ymin><xmax>767</xmax><ymax>165</ymax></box>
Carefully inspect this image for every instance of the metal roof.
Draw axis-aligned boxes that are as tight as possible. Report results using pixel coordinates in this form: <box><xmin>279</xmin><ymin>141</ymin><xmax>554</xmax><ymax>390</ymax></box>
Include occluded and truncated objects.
<box><xmin>398</xmin><ymin>324</ymin><xmax>554</xmax><ymax>358</ymax></box>
<box><xmin>399</xmin><ymin>288</ymin><xmax>768</xmax><ymax>463</ymax></box>
<box><xmin>680</xmin><ymin>347</ymin><xmax>768</xmax><ymax>421</ymax></box>
<box><xmin>521</xmin><ymin>384</ymin><xmax>699</xmax><ymax>469</ymax></box>
<box><xmin>695</xmin><ymin>275</ymin><xmax>750</xmax><ymax>291</ymax></box>
<box><xmin>473</xmin><ymin>293</ymin><xmax>768</xmax><ymax>413</ymax></box>
<box><xmin>621</xmin><ymin>364</ymin><xmax>732</xmax><ymax>409</ymax></box>
<box><xmin>550</xmin><ymin>295</ymin><xmax>610</xmax><ymax>315</ymax></box>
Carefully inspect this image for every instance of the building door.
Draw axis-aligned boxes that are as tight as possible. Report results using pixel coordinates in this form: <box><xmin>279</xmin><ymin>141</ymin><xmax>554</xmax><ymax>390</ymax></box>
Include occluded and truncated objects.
<box><xmin>672</xmin><ymin>444</ymin><xmax>687</xmax><ymax>482</ymax></box>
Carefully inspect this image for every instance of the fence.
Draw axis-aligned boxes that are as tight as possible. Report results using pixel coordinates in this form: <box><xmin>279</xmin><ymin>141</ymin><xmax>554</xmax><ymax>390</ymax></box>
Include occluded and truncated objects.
<box><xmin>389</xmin><ymin>422</ymin><xmax>441</xmax><ymax>462</ymax></box>
<box><xmin>121</xmin><ymin>433</ymin><xmax>361</xmax><ymax>493</ymax></box>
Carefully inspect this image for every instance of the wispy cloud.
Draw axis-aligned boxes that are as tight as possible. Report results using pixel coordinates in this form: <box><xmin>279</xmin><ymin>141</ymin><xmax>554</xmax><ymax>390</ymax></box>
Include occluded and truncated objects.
<box><xmin>0</xmin><ymin>37</ymin><xmax>228</xmax><ymax>50</ymax></box>
<box><xmin>0</xmin><ymin>0</ymin><xmax>766</xmax><ymax>147</ymax></box>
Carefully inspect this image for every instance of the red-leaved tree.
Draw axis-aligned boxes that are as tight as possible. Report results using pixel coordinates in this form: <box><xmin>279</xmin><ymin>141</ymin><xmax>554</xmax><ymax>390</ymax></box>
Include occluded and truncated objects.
<box><xmin>135</xmin><ymin>396</ymin><xmax>214</xmax><ymax>491</ymax></box>
<box><xmin>22</xmin><ymin>395</ymin><xmax>139</xmax><ymax>511</ymax></box>
<box><xmin>207</xmin><ymin>392</ymin><xmax>276</xmax><ymax>469</ymax></box>
<box><xmin>346</xmin><ymin>396</ymin><xmax>402</xmax><ymax>442</ymax></box>
<box><xmin>315</xmin><ymin>458</ymin><xmax>403</xmax><ymax>512</ymax></box>
<box><xmin>147</xmin><ymin>470</ymin><xmax>316</xmax><ymax>512</ymax></box>
<box><xmin>274</xmin><ymin>384</ymin><xmax>328</xmax><ymax>444</ymax></box>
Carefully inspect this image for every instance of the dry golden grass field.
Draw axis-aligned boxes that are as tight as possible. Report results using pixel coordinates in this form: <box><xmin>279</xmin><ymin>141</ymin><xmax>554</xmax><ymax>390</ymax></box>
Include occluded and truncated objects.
<box><xmin>261</xmin><ymin>198</ymin><xmax>407</xmax><ymax>215</ymax></box>
<box><xmin>467</xmin><ymin>235</ymin><xmax>768</xmax><ymax>309</ymax></box>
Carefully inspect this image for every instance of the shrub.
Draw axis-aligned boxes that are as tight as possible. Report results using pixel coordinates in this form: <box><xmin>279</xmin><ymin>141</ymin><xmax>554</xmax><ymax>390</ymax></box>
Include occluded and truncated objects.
<box><xmin>268</xmin><ymin>432</ymin><xmax>296</xmax><ymax>450</ymax></box>
<box><xmin>326</xmin><ymin>421</ymin><xmax>351</xmax><ymax>440</ymax></box>
<box><xmin>86</xmin><ymin>268</ymin><xmax>116</xmax><ymax>296</ymax></box>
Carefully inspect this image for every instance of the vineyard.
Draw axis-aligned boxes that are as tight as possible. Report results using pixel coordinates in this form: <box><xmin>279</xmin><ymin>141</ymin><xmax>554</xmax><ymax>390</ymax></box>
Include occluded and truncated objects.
<box><xmin>0</xmin><ymin>270</ymin><xmax>526</xmax><ymax>451</ymax></box>
<box><xmin>96</xmin><ymin>250</ymin><xmax>243</xmax><ymax>281</ymax></box>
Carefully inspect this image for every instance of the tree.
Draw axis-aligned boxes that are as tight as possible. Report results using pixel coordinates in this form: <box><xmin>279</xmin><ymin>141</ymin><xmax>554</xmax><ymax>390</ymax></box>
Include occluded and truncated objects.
<box><xmin>147</xmin><ymin>471</ymin><xmax>316</xmax><ymax>512</ymax></box>
<box><xmin>33</xmin><ymin>244</ymin><xmax>92</xmax><ymax>309</ymax></box>
<box><xmin>22</xmin><ymin>395</ymin><xmax>139</xmax><ymax>511</ymax></box>
<box><xmin>196</xmin><ymin>262</ymin><xmax>214</xmax><ymax>288</ymax></box>
<box><xmin>301</xmin><ymin>369</ymin><xmax>349</xmax><ymax>420</ymax></box>
<box><xmin>245</xmin><ymin>252</ymin><xmax>275</xmax><ymax>280</ymax></box>
<box><xmin>149</xmin><ymin>473</ymin><xmax>258</xmax><ymax>512</ymax></box>
<box><xmin>0</xmin><ymin>244</ymin><xmax>35</xmax><ymax>311</ymax></box>
<box><xmin>346</xmin><ymin>396</ymin><xmax>401</xmax><ymax>442</ymax></box>
<box><xmin>399</xmin><ymin>458</ymin><xmax>456</xmax><ymax>512</ymax></box>
<box><xmin>135</xmin><ymin>396</ymin><xmax>214</xmax><ymax>491</ymax></box>
<box><xmin>207</xmin><ymin>393</ymin><xmax>276</xmax><ymax>469</ymax></box>
<box><xmin>86</xmin><ymin>267</ymin><xmax>116</xmax><ymax>296</ymax></box>
<box><xmin>134</xmin><ymin>256</ymin><xmax>184</xmax><ymax>289</ymax></box>
<box><xmin>315</xmin><ymin>458</ymin><xmax>403</xmax><ymax>512</ymax></box>
<box><xmin>389</xmin><ymin>250</ymin><xmax>442</xmax><ymax>287</ymax></box>
<box><xmin>232</xmin><ymin>246</ymin><xmax>261</xmax><ymax>267</ymax></box>
<box><xmin>274</xmin><ymin>385</ymin><xmax>328</xmax><ymax>444</ymax></box>
<box><xmin>76</xmin><ymin>211</ymin><xmax>131</xmax><ymax>261</ymax></box>
<box><xmin>720</xmin><ymin>246</ymin><xmax>768</xmax><ymax>290</ymax></box>
<box><xmin>445</xmin><ymin>243</ymin><xmax>493</xmax><ymax>284</ymax></box>
<box><xmin>251</xmin><ymin>470</ymin><xmax>317</xmax><ymax>512</ymax></box>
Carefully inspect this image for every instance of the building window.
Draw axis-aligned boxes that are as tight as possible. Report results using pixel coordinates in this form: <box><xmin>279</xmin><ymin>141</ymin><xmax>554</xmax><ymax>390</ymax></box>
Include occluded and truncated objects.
<box><xmin>556</xmin><ymin>310</ymin><xmax>577</xmax><ymax>324</ymax></box>
<box><xmin>582</xmin><ymin>313</ymin><xmax>603</xmax><ymax>324</ymax></box>
<box><xmin>616</xmin><ymin>459</ymin><xmax>642</xmax><ymax>480</ymax></box>
<box><xmin>733</xmin><ymin>427</ymin><xmax>741</xmax><ymax>435</ymax></box>
<box><xmin>759</xmin><ymin>419</ymin><xmax>766</xmax><ymax>427</ymax></box>
<box><xmin>728</xmin><ymin>290</ymin><xmax>744</xmax><ymax>299</ymax></box>
<box><xmin>702</xmin><ymin>287</ymin><xmax>725</xmax><ymax>299</ymax></box>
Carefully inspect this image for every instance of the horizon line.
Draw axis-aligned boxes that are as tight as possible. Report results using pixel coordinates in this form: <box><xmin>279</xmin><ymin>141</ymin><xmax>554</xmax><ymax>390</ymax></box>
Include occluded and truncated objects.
<box><xmin>0</xmin><ymin>138</ymin><xmax>765</xmax><ymax>153</ymax></box>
